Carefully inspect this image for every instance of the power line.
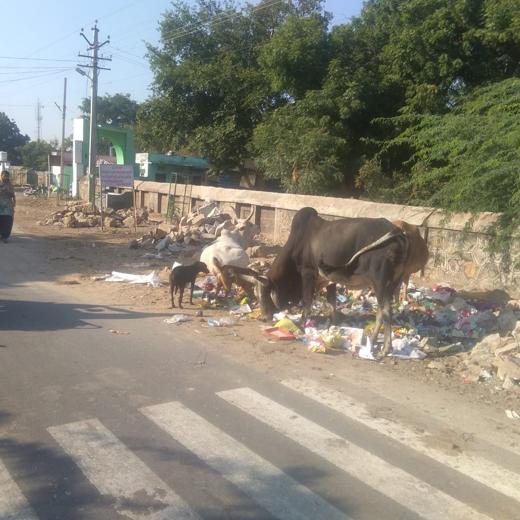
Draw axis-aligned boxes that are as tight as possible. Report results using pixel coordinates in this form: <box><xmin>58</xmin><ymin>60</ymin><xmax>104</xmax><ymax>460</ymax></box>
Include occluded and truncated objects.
<box><xmin>159</xmin><ymin>0</ymin><xmax>284</xmax><ymax>46</ymax></box>
<box><xmin>0</xmin><ymin>56</ymin><xmax>78</xmax><ymax>62</ymax></box>
<box><xmin>0</xmin><ymin>68</ymin><xmax>74</xmax><ymax>85</ymax></box>
<box><xmin>0</xmin><ymin>68</ymin><xmax>71</xmax><ymax>75</ymax></box>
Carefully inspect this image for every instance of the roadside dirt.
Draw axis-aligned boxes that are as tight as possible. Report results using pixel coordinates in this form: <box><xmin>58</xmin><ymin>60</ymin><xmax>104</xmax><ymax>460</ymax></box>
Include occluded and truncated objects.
<box><xmin>11</xmin><ymin>195</ymin><xmax>520</xmax><ymax>446</ymax></box>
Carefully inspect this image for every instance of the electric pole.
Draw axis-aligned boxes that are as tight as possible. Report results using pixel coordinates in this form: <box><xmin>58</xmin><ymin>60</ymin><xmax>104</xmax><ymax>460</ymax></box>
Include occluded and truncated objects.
<box><xmin>77</xmin><ymin>21</ymin><xmax>111</xmax><ymax>203</ymax></box>
<box><xmin>35</xmin><ymin>99</ymin><xmax>43</xmax><ymax>141</ymax></box>
<box><xmin>54</xmin><ymin>77</ymin><xmax>67</xmax><ymax>194</ymax></box>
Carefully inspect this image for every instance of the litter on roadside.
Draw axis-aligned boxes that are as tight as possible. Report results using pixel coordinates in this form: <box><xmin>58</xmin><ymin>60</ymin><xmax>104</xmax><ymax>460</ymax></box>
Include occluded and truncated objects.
<box><xmin>105</xmin><ymin>271</ymin><xmax>161</xmax><ymax>287</ymax></box>
<box><xmin>208</xmin><ymin>317</ymin><xmax>236</xmax><ymax>327</ymax></box>
<box><xmin>263</xmin><ymin>327</ymin><xmax>296</xmax><ymax>340</ymax></box>
<box><xmin>164</xmin><ymin>314</ymin><xmax>191</xmax><ymax>325</ymax></box>
<box><xmin>229</xmin><ymin>303</ymin><xmax>252</xmax><ymax>315</ymax></box>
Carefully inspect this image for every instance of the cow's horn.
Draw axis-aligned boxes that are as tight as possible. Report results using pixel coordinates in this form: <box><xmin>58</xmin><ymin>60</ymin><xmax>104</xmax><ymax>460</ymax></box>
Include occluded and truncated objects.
<box><xmin>244</xmin><ymin>206</ymin><xmax>255</xmax><ymax>222</ymax></box>
<box><xmin>270</xmin><ymin>289</ymin><xmax>281</xmax><ymax>310</ymax></box>
<box><xmin>227</xmin><ymin>206</ymin><xmax>239</xmax><ymax>224</ymax></box>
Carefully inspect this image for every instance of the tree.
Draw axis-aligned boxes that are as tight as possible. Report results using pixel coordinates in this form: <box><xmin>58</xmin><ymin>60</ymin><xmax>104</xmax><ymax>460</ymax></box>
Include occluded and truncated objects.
<box><xmin>137</xmin><ymin>0</ymin><xmax>326</xmax><ymax>169</ymax></box>
<box><xmin>259</xmin><ymin>14</ymin><xmax>331</xmax><ymax>99</ymax></box>
<box><xmin>0</xmin><ymin>112</ymin><xmax>29</xmax><ymax>164</ymax></box>
<box><xmin>79</xmin><ymin>93</ymin><xmax>139</xmax><ymax>126</ymax></box>
<box><xmin>253</xmin><ymin>90</ymin><xmax>347</xmax><ymax>194</ymax></box>
<box><xmin>358</xmin><ymin>78</ymin><xmax>520</xmax><ymax>235</ymax></box>
<box><xmin>18</xmin><ymin>140</ymin><xmax>54</xmax><ymax>171</ymax></box>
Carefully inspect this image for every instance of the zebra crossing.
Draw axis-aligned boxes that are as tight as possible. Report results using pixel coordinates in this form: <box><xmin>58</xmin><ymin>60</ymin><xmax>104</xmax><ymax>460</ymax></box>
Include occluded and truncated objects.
<box><xmin>1</xmin><ymin>380</ymin><xmax>519</xmax><ymax>520</ymax></box>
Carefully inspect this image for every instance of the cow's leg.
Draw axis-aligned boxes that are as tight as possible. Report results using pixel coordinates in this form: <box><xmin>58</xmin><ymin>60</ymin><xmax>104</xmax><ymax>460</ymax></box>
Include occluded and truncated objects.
<box><xmin>401</xmin><ymin>274</ymin><xmax>410</xmax><ymax>300</ymax></box>
<box><xmin>170</xmin><ymin>285</ymin><xmax>176</xmax><ymax>308</ymax></box>
<box><xmin>379</xmin><ymin>293</ymin><xmax>393</xmax><ymax>357</ymax></box>
<box><xmin>326</xmin><ymin>283</ymin><xmax>337</xmax><ymax>322</ymax></box>
<box><xmin>301</xmin><ymin>269</ymin><xmax>316</xmax><ymax>321</ymax></box>
<box><xmin>379</xmin><ymin>278</ymin><xmax>401</xmax><ymax>357</ymax></box>
<box><xmin>370</xmin><ymin>305</ymin><xmax>383</xmax><ymax>352</ymax></box>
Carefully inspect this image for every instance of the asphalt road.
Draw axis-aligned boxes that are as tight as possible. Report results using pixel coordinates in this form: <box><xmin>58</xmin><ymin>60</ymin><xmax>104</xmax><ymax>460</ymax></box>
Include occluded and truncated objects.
<box><xmin>1</xmin><ymin>231</ymin><xmax>520</xmax><ymax>520</ymax></box>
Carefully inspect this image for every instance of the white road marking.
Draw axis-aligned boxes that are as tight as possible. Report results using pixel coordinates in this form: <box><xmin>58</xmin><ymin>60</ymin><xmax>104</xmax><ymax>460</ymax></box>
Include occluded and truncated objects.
<box><xmin>218</xmin><ymin>387</ymin><xmax>492</xmax><ymax>520</ymax></box>
<box><xmin>0</xmin><ymin>458</ymin><xmax>38</xmax><ymax>520</ymax></box>
<box><xmin>282</xmin><ymin>377</ymin><xmax>520</xmax><ymax>503</ymax></box>
<box><xmin>141</xmin><ymin>401</ymin><xmax>350</xmax><ymax>520</ymax></box>
<box><xmin>48</xmin><ymin>418</ymin><xmax>199</xmax><ymax>520</ymax></box>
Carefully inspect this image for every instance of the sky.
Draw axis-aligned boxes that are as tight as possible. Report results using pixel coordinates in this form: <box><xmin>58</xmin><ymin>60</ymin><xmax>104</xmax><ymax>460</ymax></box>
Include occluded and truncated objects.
<box><xmin>0</xmin><ymin>0</ymin><xmax>364</xmax><ymax>144</ymax></box>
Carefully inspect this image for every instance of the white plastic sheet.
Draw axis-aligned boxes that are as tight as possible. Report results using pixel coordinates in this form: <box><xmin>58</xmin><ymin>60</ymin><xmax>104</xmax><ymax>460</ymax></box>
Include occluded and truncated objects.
<box><xmin>105</xmin><ymin>271</ymin><xmax>161</xmax><ymax>287</ymax></box>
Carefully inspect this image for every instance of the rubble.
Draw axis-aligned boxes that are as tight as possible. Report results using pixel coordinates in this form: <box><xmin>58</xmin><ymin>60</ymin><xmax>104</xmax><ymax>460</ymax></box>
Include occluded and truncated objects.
<box><xmin>39</xmin><ymin>201</ymin><xmax>149</xmax><ymax>228</ymax></box>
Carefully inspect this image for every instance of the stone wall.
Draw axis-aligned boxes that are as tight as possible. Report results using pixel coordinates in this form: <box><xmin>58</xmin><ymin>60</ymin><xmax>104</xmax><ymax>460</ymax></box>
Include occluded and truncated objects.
<box><xmin>130</xmin><ymin>181</ymin><xmax>520</xmax><ymax>295</ymax></box>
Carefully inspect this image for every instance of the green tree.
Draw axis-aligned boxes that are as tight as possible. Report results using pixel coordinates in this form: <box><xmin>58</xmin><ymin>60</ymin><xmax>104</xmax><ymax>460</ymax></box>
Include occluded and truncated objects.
<box><xmin>18</xmin><ymin>140</ymin><xmax>54</xmax><ymax>171</ymax></box>
<box><xmin>138</xmin><ymin>0</ymin><xmax>325</xmax><ymax>170</ymax></box>
<box><xmin>252</xmin><ymin>90</ymin><xmax>346</xmax><ymax>193</ymax></box>
<box><xmin>358</xmin><ymin>78</ymin><xmax>520</xmax><ymax>234</ymax></box>
<box><xmin>0</xmin><ymin>112</ymin><xmax>29</xmax><ymax>164</ymax></box>
<box><xmin>79</xmin><ymin>93</ymin><xmax>139</xmax><ymax>126</ymax></box>
<box><xmin>259</xmin><ymin>14</ymin><xmax>331</xmax><ymax>99</ymax></box>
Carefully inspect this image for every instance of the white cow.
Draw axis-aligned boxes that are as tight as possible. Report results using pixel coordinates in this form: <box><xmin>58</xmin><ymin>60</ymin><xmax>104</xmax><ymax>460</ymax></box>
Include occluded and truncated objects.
<box><xmin>199</xmin><ymin>207</ymin><xmax>259</xmax><ymax>294</ymax></box>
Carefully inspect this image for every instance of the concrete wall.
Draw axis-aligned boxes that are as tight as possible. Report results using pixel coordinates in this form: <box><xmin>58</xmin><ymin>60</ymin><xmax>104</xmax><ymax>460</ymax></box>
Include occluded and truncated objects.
<box><xmin>131</xmin><ymin>180</ymin><xmax>520</xmax><ymax>295</ymax></box>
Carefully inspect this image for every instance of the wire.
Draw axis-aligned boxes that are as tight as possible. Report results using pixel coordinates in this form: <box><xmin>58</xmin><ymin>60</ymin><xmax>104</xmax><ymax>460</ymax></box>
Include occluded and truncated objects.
<box><xmin>109</xmin><ymin>45</ymin><xmax>147</xmax><ymax>62</ymax></box>
<box><xmin>0</xmin><ymin>68</ymin><xmax>74</xmax><ymax>85</ymax></box>
<box><xmin>159</xmin><ymin>0</ymin><xmax>284</xmax><ymax>46</ymax></box>
<box><xmin>0</xmin><ymin>56</ymin><xmax>77</xmax><ymax>63</ymax></box>
<box><xmin>0</xmin><ymin>68</ymin><xmax>71</xmax><ymax>75</ymax></box>
<box><xmin>111</xmin><ymin>53</ymin><xmax>150</xmax><ymax>70</ymax></box>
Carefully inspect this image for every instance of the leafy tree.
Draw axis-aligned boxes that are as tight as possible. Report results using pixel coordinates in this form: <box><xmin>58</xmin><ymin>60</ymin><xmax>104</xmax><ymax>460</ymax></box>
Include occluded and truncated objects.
<box><xmin>18</xmin><ymin>140</ymin><xmax>54</xmax><ymax>171</ymax></box>
<box><xmin>79</xmin><ymin>93</ymin><xmax>139</xmax><ymax>126</ymax></box>
<box><xmin>358</xmin><ymin>78</ymin><xmax>520</xmax><ymax>235</ymax></box>
<box><xmin>138</xmin><ymin>0</ymin><xmax>325</xmax><ymax>170</ymax></box>
<box><xmin>253</xmin><ymin>90</ymin><xmax>347</xmax><ymax>193</ymax></box>
<box><xmin>0</xmin><ymin>112</ymin><xmax>29</xmax><ymax>164</ymax></box>
<box><xmin>259</xmin><ymin>14</ymin><xmax>331</xmax><ymax>99</ymax></box>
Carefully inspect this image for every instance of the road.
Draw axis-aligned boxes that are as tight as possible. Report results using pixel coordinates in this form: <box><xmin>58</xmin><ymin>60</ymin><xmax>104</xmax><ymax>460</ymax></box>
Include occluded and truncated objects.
<box><xmin>1</xmin><ymin>226</ymin><xmax>520</xmax><ymax>519</ymax></box>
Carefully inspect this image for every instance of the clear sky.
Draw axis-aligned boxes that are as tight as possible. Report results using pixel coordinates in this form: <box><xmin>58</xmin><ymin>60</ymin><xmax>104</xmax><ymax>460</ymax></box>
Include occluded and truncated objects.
<box><xmin>0</xmin><ymin>0</ymin><xmax>364</xmax><ymax>143</ymax></box>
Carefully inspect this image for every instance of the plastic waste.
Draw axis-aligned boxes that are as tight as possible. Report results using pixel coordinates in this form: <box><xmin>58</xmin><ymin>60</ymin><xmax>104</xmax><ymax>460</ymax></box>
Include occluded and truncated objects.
<box><xmin>208</xmin><ymin>317</ymin><xmax>236</xmax><ymax>327</ymax></box>
<box><xmin>164</xmin><ymin>314</ymin><xmax>191</xmax><ymax>325</ymax></box>
<box><xmin>229</xmin><ymin>304</ymin><xmax>252</xmax><ymax>315</ymax></box>
<box><xmin>274</xmin><ymin>318</ymin><xmax>301</xmax><ymax>335</ymax></box>
<box><xmin>263</xmin><ymin>327</ymin><xmax>296</xmax><ymax>340</ymax></box>
<box><xmin>105</xmin><ymin>271</ymin><xmax>161</xmax><ymax>287</ymax></box>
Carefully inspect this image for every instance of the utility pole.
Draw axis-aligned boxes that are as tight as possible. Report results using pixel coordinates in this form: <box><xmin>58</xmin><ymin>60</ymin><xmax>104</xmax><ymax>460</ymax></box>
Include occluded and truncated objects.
<box><xmin>35</xmin><ymin>99</ymin><xmax>43</xmax><ymax>141</ymax></box>
<box><xmin>77</xmin><ymin>21</ymin><xmax>111</xmax><ymax>203</ymax></box>
<box><xmin>54</xmin><ymin>77</ymin><xmax>67</xmax><ymax>196</ymax></box>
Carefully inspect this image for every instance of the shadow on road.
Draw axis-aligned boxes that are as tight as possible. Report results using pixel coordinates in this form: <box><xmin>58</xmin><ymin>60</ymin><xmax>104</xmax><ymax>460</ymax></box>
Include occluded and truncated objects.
<box><xmin>0</xmin><ymin>434</ymin><xmax>149</xmax><ymax>520</ymax></box>
<box><xmin>0</xmin><ymin>299</ymin><xmax>170</xmax><ymax>332</ymax></box>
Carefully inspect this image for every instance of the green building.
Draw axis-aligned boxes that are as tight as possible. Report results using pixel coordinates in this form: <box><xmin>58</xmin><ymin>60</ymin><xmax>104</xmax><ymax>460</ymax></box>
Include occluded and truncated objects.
<box><xmin>135</xmin><ymin>152</ymin><xmax>209</xmax><ymax>184</ymax></box>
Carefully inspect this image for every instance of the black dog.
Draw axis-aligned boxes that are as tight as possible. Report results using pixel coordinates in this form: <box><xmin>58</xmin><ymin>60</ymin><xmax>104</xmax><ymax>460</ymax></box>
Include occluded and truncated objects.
<box><xmin>169</xmin><ymin>261</ymin><xmax>209</xmax><ymax>308</ymax></box>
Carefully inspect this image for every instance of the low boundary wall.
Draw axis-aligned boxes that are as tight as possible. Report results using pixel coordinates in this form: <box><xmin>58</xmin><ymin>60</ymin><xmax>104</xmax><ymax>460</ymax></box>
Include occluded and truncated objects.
<box><xmin>131</xmin><ymin>180</ymin><xmax>519</xmax><ymax>295</ymax></box>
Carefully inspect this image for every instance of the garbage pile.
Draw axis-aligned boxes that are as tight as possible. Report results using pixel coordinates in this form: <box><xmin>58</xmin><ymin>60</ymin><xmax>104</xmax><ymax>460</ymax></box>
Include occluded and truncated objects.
<box><xmin>259</xmin><ymin>282</ymin><xmax>520</xmax><ymax>391</ymax></box>
<box><xmin>39</xmin><ymin>201</ymin><xmax>149</xmax><ymax>228</ymax></box>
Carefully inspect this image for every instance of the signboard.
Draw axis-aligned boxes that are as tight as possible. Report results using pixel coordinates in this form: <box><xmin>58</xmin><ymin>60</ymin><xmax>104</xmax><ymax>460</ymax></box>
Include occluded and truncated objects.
<box><xmin>99</xmin><ymin>164</ymin><xmax>134</xmax><ymax>188</ymax></box>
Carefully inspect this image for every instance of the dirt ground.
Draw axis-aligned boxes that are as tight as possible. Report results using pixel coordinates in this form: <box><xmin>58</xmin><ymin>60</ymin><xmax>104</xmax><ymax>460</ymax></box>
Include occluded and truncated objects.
<box><xmin>11</xmin><ymin>195</ymin><xmax>520</xmax><ymax>438</ymax></box>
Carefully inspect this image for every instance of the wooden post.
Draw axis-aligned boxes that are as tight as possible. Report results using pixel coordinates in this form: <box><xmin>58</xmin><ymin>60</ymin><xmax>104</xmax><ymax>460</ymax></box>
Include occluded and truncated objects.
<box><xmin>99</xmin><ymin>181</ymin><xmax>104</xmax><ymax>230</ymax></box>
<box><xmin>133</xmin><ymin>187</ymin><xmax>137</xmax><ymax>233</ymax></box>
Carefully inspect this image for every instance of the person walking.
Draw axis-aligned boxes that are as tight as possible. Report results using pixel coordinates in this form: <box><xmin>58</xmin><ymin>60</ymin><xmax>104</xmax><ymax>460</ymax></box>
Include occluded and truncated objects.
<box><xmin>0</xmin><ymin>170</ymin><xmax>16</xmax><ymax>243</ymax></box>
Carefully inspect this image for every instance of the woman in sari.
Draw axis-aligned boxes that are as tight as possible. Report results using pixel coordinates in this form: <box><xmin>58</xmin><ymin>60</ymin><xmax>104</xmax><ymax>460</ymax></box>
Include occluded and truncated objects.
<box><xmin>0</xmin><ymin>170</ymin><xmax>16</xmax><ymax>243</ymax></box>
